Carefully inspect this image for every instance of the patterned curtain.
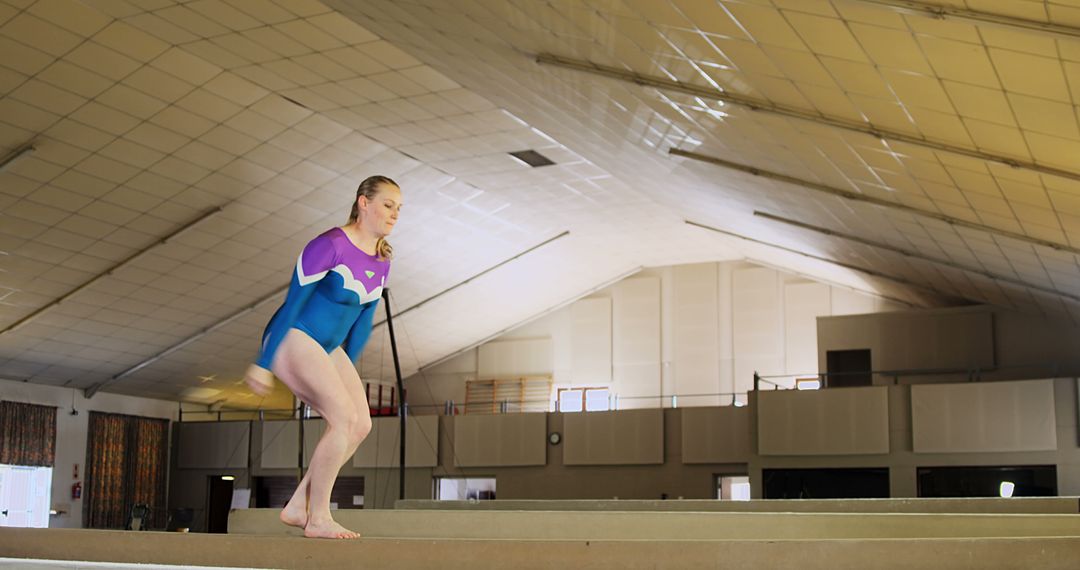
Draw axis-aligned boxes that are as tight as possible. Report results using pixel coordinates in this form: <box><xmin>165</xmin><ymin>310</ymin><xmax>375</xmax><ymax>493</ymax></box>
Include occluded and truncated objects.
<box><xmin>128</xmin><ymin>416</ymin><xmax>169</xmax><ymax>529</ymax></box>
<box><xmin>0</xmin><ymin>401</ymin><xmax>57</xmax><ymax>467</ymax></box>
<box><xmin>85</xmin><ymin>412</ymin><xmax>169</xmax><ymax>529</ymax></box>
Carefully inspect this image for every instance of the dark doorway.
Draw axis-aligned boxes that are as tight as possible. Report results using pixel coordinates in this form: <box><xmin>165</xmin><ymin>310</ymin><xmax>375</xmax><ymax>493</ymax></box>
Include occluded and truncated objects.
<box><xmin>917</xmin><ymin>465</ymin><xmax>1057</xmax><ymax>497</ymax></box>
<box><xmin>763</xmin><ymin>467</ymin><xmax>889</xmax><ymax>499</ymax></box>
<box><xmin>826</xmin><ymin>349</ymin><xmax>872</xmax><ymax>387</ymax></box>
<box><xmin>255</xmin><ymin>476</ymin><xmax>365</xmax><ymax>510</ymax></box>
<box><xmin>206</xmin><ymin>476</ymin><xmax>234</xmax><ymax>533</ymax></box>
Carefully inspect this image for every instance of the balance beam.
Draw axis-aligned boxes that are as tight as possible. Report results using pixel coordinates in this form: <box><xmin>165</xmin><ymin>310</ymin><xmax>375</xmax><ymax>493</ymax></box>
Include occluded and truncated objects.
<box><xmin>3</xmin><ymin>528</ymin><xmax>1080</xmax><ymax>570</ymax></box>
<box><xmin>228</xmin><ymin>508</ymin><xmax>1080</xmax><ymax>540</ymax></box>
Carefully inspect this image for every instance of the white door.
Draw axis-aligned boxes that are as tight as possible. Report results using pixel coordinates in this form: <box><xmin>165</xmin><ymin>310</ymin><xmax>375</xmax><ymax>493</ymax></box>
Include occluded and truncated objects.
<box><xmin>0</xmin><ymin>464</ymin><xmax>52</xmax><ymax>528</ymax></box>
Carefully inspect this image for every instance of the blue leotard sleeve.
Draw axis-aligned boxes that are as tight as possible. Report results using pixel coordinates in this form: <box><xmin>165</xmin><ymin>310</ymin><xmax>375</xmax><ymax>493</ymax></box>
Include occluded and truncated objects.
<box><xmin>343</xmin><ymin>299</ymin><xmax>380</xmax><ymax>362</ymax></box>
<box><xmin>256</xmin><ymin>234</ymin><xmax>338</xmax><ymax>370</ymax></box>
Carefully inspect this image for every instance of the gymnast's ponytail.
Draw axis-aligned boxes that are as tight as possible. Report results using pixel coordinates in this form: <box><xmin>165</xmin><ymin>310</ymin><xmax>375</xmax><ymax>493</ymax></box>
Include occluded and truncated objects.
<box><xmin>349</xmin><ymin>175</ymin><xmax>397</xmax><ymax>260</ymax></box>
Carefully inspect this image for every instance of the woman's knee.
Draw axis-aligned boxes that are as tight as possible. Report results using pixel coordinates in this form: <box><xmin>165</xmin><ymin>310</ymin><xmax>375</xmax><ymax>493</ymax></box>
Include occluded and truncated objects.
<box><xmin>328</xmin><ymin>410</ymin><xmax>370</xmax><ymax>445</ymax></box>
<box><xmin>356</xmin><ymin>414</ymin><xmax>373</xmax><ymax>440</ymax></box>
<box><xmin>351</xmin><ymin>414</ymin><xmax>372</xmax><ymax>445</ymax></box>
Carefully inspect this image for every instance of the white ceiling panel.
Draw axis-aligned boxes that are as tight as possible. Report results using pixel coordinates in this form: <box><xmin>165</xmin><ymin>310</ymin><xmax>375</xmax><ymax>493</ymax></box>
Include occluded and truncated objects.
<box><xmin>2</xmin><ymin>0</ymin><xmax>1078</xmax><ymax>407</ymax></box>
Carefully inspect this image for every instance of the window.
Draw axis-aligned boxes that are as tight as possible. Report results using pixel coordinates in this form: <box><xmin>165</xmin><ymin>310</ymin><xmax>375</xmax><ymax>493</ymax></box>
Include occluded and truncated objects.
<box><xmin>917</xmin><ymin>465</ymin><xmax>1056</xmax><ymax>497</ymax></box>
<box><xmin>0</xmin><ymin>464</ymin><xmax>52</xmax><ymax>528</ymax></box>
<box><xmin>558</xmin><ymin>389</ymin><xmax>582</xmax><ymax>412</ymax></box>
<box><xmin>716</xmin><ymin>475</ymin><xmax>750</xmax><ymax>501</ymax></box>
<box><xmin>762</xmin><ymin>467</ymin><xmax>889</xmax><ymax>499</ymax></box>
<box><xmin>585</xmin><ymin>388</ymin><xmax>610</xmax><ymax>411</ymax></box>
<box><xmin>435</xmin><ymin>477</ymin><xmax>495</xmax><ymax>501</ymax></box>
<box><xmin>558</xmin><ymin>387</ymin><xmax>610</xmax><ymax>412</ymax></box>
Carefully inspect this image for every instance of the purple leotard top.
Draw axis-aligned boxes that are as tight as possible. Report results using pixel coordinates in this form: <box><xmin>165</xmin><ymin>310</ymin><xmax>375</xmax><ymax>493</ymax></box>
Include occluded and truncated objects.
<box><xmin>256</xmin><ymin>227</ymin><xmax>390</xmax><ymax>369</ymax></box>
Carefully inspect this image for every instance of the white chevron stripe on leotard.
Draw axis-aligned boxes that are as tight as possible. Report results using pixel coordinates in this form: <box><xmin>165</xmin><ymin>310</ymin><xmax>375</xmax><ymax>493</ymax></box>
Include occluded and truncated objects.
<box><xmin>295</xmin><ymin>253</ymin><xmax>383</xmax><ymax>303</ymax></box>
<box><xmin>295</xmin><ymin>253</ymin><xmax>329</xmax><ymax>286</ymax></box>
<box><xmin>331</xmin><ymin>265</ymin><xmax>383</xmax><ymax>303</ymax></box>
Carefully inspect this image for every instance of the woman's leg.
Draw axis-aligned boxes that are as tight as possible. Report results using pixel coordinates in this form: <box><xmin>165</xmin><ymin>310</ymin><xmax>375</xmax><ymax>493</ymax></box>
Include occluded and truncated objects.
<box><xmin>280</xmin><ymin>348</ymin><xmax>373</xmax><ymax>526</ymax></box>
<box><xmin>271</xmin><ymin>329</ymin><xmax>370</xmax><ymax>539</ymax></box>
<box><xmin>329</xmin><ymin>347</ymin><xmax>374</xmax><ymax>458</ymax></box>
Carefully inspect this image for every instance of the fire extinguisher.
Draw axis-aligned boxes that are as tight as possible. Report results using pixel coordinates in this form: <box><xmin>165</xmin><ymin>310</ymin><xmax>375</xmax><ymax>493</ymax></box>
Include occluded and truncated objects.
<box><xmin>71</xmin><ymin>482</ymin><xmax>81</xmax><ymax>500</ymax></box>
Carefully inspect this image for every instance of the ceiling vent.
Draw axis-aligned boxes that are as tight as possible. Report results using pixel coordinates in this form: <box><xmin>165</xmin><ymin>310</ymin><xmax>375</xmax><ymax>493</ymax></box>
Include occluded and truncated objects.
<box><xmin>508</xmin><ymin>149</ymin><xmax>555</xmax><ymax>167</ymax></box>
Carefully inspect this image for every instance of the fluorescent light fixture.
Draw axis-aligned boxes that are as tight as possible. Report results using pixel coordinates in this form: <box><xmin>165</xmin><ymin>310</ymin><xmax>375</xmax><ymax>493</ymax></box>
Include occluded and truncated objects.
<box><xmin>999</xmin><ymin>481</ymin><xmax>1015</xmax><ymax>498</ymax></box>
<box><xmin>0</xmin><ymin>143</ymin><xmax>35</xmax><ymax>172</ymax></box>
<box><xmin>221</xmin><ymin>475</ymin><xmax>235</xmax><ymax>481</ymax></box>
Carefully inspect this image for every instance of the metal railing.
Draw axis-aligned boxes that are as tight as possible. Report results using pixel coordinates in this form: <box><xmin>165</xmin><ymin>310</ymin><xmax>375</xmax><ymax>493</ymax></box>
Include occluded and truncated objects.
<box><xmin>177</xmin><ymin>360</ymin><xmax>1068</xmax><ymax>421</ymax></box>
<box><xmin>753</xmin><ymin>361</ymin><xmax>1065</xmax><ymax>391</ymax></box>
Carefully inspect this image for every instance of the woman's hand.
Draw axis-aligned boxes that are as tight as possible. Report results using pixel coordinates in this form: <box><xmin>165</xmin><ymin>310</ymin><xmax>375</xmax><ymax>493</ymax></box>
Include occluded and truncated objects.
<box><xmin>244</xmin><ymin>364</ymin><xmax>274</xmax><ymax>396</ymax></box>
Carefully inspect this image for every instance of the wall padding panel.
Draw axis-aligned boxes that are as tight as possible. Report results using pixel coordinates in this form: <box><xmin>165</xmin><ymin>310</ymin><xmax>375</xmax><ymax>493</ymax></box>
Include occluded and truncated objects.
<box><xmin>894</xmin><ymin>311</ymin><xmax>993</xmax><ymax>371</ymax></box>
<box><xmin>784</xmin><ymin>282</ymin><xmax>829</xmax><ymax>375</ymax></box>
<box><xmin>261</xmin><ymin>419</ymin><xmax>325</xmax><ymax>469</ymax></box>
<box><xmin>571</xmin><ymin>297</ymin><xmax>611</xmax><ymax>385</ymax></box>
<box><xmin>613</xmin><ymin>277</ymin><xmax>660</xmax><ymax>366</ymax></box>
<box><xmin>817</xmin><ymin>308</ymin><xmax>994</xmax><ymax>374</ymax></box>
<box><xmin>178</xmin><ymin>421</ymin><xmax>249</xmax><ymax>469</ymax></box>
<box><xmin>912</xmin><ymin>379</ymin><xmax>1057</xmax><ymax>453</ymax></box>
<box><xmin>453</xmin><ymin>413</ymin><xmax>546</xmax><ymax>467</ymax></box>
<box><xmin>613</xmin><ymin>277</ymin><xmax>660</xmax><ymax>407</ymax></box>
<box><xmin>733</xmin><ymin>267</ymin><xmax>783</xmax><ymax>390</ymax></box>
<box><xmin>261</xmin><ymin>417</ymin><xmax>439</xmax><ymax>469</ymax></box>
<box><xmin>478</xmin><ymin>338</ymin><xmax>553</xmax><ymax>377</ymax></box>
<box><xmin>563</xmin><ymin>408</ymin><xmax>663</xmax><ymax>465</ymax></box>
<box><xmin>757</xmin><ymin>387</ymin><xmax>889</xmax><ymax>456</ymax></box>
<box><xmin>353</xmin><ymin>415</ymin><xmax>439</xmax><ymax>468</ymax></box>
<box><xmin>673</xmin><ymin>264</ymin><xmax>720</xmax><ymax>403</ymax></box>
<box><xmin>260</xmin><ymin>420</ymin><xmax>299</xmax><ymax>469</ymax></box>
<box><xmin>681</xmin><ymin>406</ymin><xmax>752</xmax><ymax>464</ymax></box>
<box><xmin>831</xmin><ymin>288</ymin><xmax>878</xmax><ymax>316</ymax></box>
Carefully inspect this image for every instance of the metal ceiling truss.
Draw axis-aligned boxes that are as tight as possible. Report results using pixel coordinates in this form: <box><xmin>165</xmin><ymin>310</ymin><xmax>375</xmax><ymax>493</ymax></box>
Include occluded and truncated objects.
<box><xmin>743</xmin><ymin>256</ymin><xmax>916</xmax><ymax>308</ymax></box>
<box><xmin>84</xmin><ymin>231</ymin><xmax>572</xmax><ymax>396</ymax></box>
<box><xmin>83</xmin><ymin>286</ymin><xmax>284</xmax><ymax>398</ymax></box>
<box><xmin>857</xmin><ymin>0</ymin><xmax>1080</xmax><ymax>40</ymax></box>
<box><xmin>1</xmin><ymin>207</ymin><xmax>224</xmax><ymax>338</ymax></box>
<box><xmin>685</xmin><ymin>219</ymin><xmax>967</xmax><ymax>303</ymax></box>
<box><xmin>535</xmin><ymin>53</ymin><xmax>1080</xmax><ymax>185</ymax></box>
<box><xmin>669</xmin><ymin>148</ymin><xmax>1080</xmax><ymax>257</ymax></box>
<box><xmin>753</xmin><ymin>210</ymin><xmax>1080</xmax><ymax>304</ymax></box>
<box><xmin>419</xmin><ymin>264</ymin><xmax>644</xmax><ymax>371</ymax></box>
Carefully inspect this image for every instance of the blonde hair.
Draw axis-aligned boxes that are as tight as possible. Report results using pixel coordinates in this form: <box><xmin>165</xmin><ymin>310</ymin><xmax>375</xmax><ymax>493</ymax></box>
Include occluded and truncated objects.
<box><xmin>348</xmin><ymin>175</ymin><xmax>397</xmax><ymax>260</ymax></box>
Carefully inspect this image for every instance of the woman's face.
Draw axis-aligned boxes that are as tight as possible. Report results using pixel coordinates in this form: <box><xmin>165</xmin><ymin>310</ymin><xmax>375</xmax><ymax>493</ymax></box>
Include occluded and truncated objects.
<box><xmin>360</xmin><ymin>183</ymin><xmax>402</xmax><ymax>236</ymax></box>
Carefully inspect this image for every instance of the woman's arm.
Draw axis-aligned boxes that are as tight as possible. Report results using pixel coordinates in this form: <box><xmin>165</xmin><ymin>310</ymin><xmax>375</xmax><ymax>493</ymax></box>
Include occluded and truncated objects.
<box><xmin>343</xmin><ymin>299</ymin><xmax>380</xmax><ymax>362</ymax></box>
<box><xmin>254</xmin><ymin>234</ymin><xmax>338</xmax><ymax>370</ymax></box>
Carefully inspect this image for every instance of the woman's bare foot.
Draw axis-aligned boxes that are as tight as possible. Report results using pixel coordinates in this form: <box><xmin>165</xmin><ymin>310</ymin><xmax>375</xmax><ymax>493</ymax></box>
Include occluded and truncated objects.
<box><xmin>304</xmin><ymin>518</ymin><xmax>360</xmax><ymax>539</ymax></box>
<box><xmin>279</xmin><ymin>500</ymin><xmax>307</xmax><ymax>529</ymax></box>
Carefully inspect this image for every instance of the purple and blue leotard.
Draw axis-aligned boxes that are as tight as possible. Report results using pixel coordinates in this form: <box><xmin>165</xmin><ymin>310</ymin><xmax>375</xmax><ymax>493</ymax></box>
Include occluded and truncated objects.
<box><xmin>256</xmin><ymin>227</ymin><xmax>390</xmax><ymax>369</ymax></box>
